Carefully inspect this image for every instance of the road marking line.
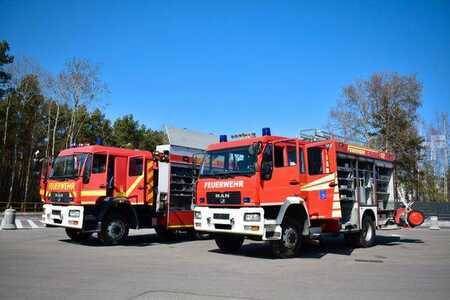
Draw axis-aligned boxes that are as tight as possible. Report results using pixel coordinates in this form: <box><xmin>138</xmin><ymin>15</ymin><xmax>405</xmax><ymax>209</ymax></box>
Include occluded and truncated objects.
<box><xmin>15</xmin><ymin>219</ymin><xmax>23</xmax><ymax>228</ymax></box>
<box><xmin>28</xmin><ymin>219</ymin><xmax>40</xmax><ymax>229</ymax></box>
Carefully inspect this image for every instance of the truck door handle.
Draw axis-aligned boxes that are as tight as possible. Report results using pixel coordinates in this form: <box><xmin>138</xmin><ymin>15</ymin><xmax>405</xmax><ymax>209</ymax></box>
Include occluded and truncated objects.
<box><xmin>329</xmin><ymin>182</ymin><xmax>337</xmax><ymax>187</ymax></box>
<box><xmin>289</xmin><ymin>180</ymin><xmax>300</xmax><ymax>185</ymax></box>
<box><xmin>99</xmin><ymin>184</ymin><xmax>106</xmax><ymax>188</ymax></box>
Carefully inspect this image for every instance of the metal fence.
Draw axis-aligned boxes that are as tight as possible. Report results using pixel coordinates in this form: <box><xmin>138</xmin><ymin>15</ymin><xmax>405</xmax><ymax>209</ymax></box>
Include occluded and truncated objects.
<box><xmin>0</xmin><ymin>202</ymin><xmax>43</xmax><ymax>212</ymax></box>
<box><xmin>413</xmin><ymin>202</ymin><xmax>450</xmax><ymax>221</ymax></box>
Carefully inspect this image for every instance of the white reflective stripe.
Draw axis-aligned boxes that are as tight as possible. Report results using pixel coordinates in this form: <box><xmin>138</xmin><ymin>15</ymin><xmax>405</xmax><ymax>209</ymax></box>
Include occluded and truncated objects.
<box><xmin>333</xmin><ymin>194</ymin><xmax>340</xmax><ymax>200</ymax></box>
<box><xmin>332</xmin><ymin>210</ymin><xmax>342</xmax><ymax>218</ymax></box>
<box><xmin>332</xmin><ymin>202</ymin><xmax>341</xmax><ymax>209</ymax></box>
<box><xmin>15</xmin><ymin>219</ymin><xmax>23</xmax><ymax>228</ymax></box>
<box><xmin>28</xmin><ymin>220</ymin><xmax>39</xmax><ymax>228</ymax></box>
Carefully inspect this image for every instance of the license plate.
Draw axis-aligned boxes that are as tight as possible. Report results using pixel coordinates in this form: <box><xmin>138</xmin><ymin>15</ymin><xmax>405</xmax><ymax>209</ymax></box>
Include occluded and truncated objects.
<box><xmin>213</xmin><ymin>213</ymin><xmax>230</xmax><ymax>220</ymax></box>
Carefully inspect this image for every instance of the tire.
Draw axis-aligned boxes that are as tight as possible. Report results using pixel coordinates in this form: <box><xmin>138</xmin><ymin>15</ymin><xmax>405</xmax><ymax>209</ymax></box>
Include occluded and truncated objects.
<box><xmin>346</xmin><ymin>215</ymin><xmax>376</xmax><ymax>248</ymax></box>
<box><xmin>65</xmin><ymin>228</ymin><xmax>91</xmax><ymax>242</ymax></box>
<box><xmin>214</xmin><ymin>234</ymin><xmax>244</xmax><ymax>253</ymax></box>
<box><xmin>98</xmin><ymin>213</ymin><xmax>129</xmax><ymax>245</ymax></box>
<box><xmin>155</xmin><ymin>226</ymin><xmax>177</xmax><ymax>240</ymax></box>
<box><xmin>270</xmin><ymin>217</ymin><xmax>303</xmax><ymax>258</ymax></box>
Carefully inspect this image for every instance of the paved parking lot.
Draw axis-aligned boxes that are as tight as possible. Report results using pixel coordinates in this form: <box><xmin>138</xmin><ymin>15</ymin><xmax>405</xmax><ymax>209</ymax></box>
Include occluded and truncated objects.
<box><xmin>0</xmin><ymin>227</ymin><xmax>449</xmax><ymax>300</ymax></box>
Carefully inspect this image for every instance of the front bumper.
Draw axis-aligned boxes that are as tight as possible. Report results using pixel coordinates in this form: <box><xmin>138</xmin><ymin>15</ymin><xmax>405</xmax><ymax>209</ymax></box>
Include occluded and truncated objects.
<box><xmin>42</xmin><ymin>204</ymin><xmax>84</xmax><ymax>229</ymax></box>
<box><xmin>194</xmin><ymin>206</ymin><xmax>282</xmax><ymax>240</ymax></box>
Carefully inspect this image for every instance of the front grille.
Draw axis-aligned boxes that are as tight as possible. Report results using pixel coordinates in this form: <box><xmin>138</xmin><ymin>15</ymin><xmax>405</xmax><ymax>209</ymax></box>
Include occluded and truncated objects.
<box><xmin>207</xmin><ymin>191</ymin><xmax>241</xmax><ymax>205</ymax></box>
<box><xmin>50</xmin><ymin>192</ymin><xmax>72</xmax><ymax>203</ymax></box>
<box><xmin>213</xmin><ymin>213</ymin><xmax>230</xmax><ymax>220</ymax></box>
<box><xmin>215</xmin><ymin>224</ymin><xmax>232</xmax><ymax>230</ymax></box>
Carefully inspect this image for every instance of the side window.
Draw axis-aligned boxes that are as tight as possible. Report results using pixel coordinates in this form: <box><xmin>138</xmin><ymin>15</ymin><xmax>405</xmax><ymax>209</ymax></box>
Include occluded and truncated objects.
<box><xmin>307</xmin><ymin>147</ymin><xmax>323</xmax><ymax>175</ymax></box>
<box><xmin>287</xmin><ymin>146</ymin><xmax>297</xmax><ymax>166</ymax></box>
<box><xmin>92</xmin><ymin>154</ymin><xmax>107</xmax><ymax>174</ymax></box>
<box><xmin>299</xmin><ymin>148</ymin><xmax>305</xmax><ymax>173</ymax></box>
<box><xmin>129</xmin><ymin>157</ymin><xmax>143</xmax><ymax>176</ymax></box>
<box><xmin>274</xmin><ymin>146</ymin><xmax>284</xmax><ymax>168</ymax></box>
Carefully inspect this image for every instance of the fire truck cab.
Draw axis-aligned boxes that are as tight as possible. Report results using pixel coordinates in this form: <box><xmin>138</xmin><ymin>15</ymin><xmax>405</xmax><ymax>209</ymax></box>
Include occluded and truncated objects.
<box><xmin>41</xmin><ymin>127</ymin><xmax>216</xmax><ymax>244</ymax></box>
<box><xmin>194</xmin><ymin>128</ymin><xmax>424</xmax><ymax>258</ymax></box>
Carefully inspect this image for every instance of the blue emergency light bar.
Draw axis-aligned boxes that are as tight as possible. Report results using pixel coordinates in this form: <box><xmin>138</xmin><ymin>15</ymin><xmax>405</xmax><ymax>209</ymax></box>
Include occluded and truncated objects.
<box><xmin>262</xmin><ymin>127</ymin><xmax>271</xmax><ymax>136</ymax></box>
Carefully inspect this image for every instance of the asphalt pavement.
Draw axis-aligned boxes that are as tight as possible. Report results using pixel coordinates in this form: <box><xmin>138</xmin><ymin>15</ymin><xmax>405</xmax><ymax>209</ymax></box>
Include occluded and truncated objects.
<box><xmin>0</xmin><ymin>227</ymin><xmax>449</xmax><ymax>300</ymax></box>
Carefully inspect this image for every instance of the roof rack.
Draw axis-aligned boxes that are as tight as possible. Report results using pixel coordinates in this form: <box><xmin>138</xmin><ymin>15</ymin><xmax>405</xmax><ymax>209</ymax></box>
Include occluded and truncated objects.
<box><xmin>298</xmin><ymin>128</ymin><xmax>367</xmax><ymax>147</ymax></box>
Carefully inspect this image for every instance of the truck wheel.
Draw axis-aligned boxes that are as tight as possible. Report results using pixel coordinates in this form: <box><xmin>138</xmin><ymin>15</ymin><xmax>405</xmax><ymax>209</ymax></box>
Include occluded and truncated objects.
<box><xmin>271</xmin><ymin>217</ymin><xmax>302</xmax><ymax>258</ymax></box>
<box><xmin>65</xmin><ymin>228</ymin><xmax>91</xmax><ymax>242</ymax></box>
<box><xmin>214</xmin><ymin>234</ymin><xmax>244</xmax><ymax>253</ymax></box>
<box><xmin>346</xmin><ymin>215</ymin><xmax>376</xmax><ymax>248</ymax></box>
<box><xmin>99</xmin><ymin>213</ymin><xmax>129</xmax><ymax>245</ymax></box>
<box><xmin>155</xmin><ymin>226</ymin><xmax>177</xmax><ymax>240</ymax></box>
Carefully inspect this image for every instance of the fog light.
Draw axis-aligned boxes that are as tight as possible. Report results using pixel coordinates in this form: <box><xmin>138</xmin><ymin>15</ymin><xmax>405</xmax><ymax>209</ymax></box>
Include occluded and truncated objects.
<box><xmin>194</xmin><ymin>211</ymin><xmax>202</xmax><ymax>219</ymax></box>
<box><xmin>244</xmin><ymin>213</ymin><xmax>260</xmax><ymax>222</ymax></box>
<box><xmin>244</xmin><ymin>225</ymin><xmax>260</xmax><ymax>231</ymax></box>
<box><xmin>69</xmin><ymin>210</ymin><xmax>80</xmax><ymax>218</ymax></box>
<box><xmin>69</xmin><ymin>220</ymin><xmax>79</xmax><ymax>225</ymax></box>
<box><xmin>195</xmin><ymin>222</ymin><xmax>201</xmax><ymax>227</ymax></box>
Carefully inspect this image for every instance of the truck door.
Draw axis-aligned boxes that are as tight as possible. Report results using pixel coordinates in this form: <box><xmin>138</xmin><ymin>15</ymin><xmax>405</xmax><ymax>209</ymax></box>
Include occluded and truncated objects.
<box><xmin>260</xmin><ymin>141</ymin><xmax>301</xmax><ymax>204</ymax></box>
<box><xmin>81</xmin><ymin>153</ymin><xmax>108</xmax><ymax>204</ymax></box>
<box><xmin>113</xmin><ymin>156</ymin><xmax>127</xmax><ymax>198</ymax></box>
<box><xmin>127</xmin><ymin>156</ymin><xmax>145</xmax><ymax>204</ymax></box>
<box><xmin>303</xmin><ymin>141</ymin><xmax>338</xmax><ymax>219</ymax></box>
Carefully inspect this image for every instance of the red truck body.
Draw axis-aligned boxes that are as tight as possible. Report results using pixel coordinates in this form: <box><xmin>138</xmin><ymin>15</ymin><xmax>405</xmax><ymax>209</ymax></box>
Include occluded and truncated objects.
<box><xmin>194</xmin><ymin>129</ymin><xmax>423</xmax><ymax>257</ymax></box>
<box><xmin>41</xmin><ymin>144</ymin><xmax>198</xmax><ymax>243</ymax></box>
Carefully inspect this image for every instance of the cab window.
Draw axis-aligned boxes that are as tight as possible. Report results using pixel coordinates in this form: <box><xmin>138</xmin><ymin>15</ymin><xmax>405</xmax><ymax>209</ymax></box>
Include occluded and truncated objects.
<box><xmin>274</xmin><ymin>146</ymin><xmax>284</xmax><ymax>167</ymax></box>
<box><xmin>287</xmin><ymin>146</ymin><xmax>297</xmax><ymax>166</ymax></box>
<box><xmin>129</xmin><ymin>157</ymin><xmax>143</xmax><ymax>176</ymax></box>
<box><xmin>92</xmin><ymin>154</ymin><xmax>107</xmax><ymax>174</ymax></box>
<box><xmin>307</xmin><ymin>147</ymin><xmax>323</xmax><ymax>175</ymax></box>
<box><xmin>299</xmin><ymin>148</ymin><xmax>305</xmax><ymax>173</ymax></box>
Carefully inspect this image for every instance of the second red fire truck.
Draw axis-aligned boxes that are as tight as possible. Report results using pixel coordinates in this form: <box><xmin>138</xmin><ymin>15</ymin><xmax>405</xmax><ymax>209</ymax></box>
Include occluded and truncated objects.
<box><xmin>40</xmin><ymin>127</ymin><xmax>216</xmax><ymax>244</ymax></box>
<box><xmin>194</xmin><ymin>128</ymin><xmax>424</xmax><ymax>258</ymax></box>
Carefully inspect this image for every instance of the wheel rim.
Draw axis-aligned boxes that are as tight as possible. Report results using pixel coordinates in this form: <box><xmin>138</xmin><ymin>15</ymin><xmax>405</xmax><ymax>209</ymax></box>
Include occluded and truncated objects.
<box><xmin>107</xmin><ymin>220</ymin><xmax>125</xmax><ymax>241</ymax></box>
<box><xmin>282</xmin><ymin>227</ymin><xmax>298</xmax><ymax>249</ymax></box>
<box><xmin>364</xmin><ymin>221</ymin><xmax>373</xmax><ymax>242</ymax></box>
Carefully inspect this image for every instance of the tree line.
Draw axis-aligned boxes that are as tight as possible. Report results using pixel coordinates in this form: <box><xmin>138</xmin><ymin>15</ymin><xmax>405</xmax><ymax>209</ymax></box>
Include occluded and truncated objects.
<box><xmin>328</xmin><ymin>73</ymin><xmax>449</xmax><ymax>202</ymax></box>
<box><xmin>0</xmin><ymin>41</ymin><xmax>166</xmax><ymax>206</ymax></box>
<box><xmin>1</xmin><ymin>39</ymin><xmax>448</xmax><ymax>207</ymax></box>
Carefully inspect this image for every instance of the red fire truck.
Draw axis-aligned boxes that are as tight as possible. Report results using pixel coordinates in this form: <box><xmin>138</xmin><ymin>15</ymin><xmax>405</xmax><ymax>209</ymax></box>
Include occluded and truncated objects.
<box><xmin>194</xmin><ymin>128</ymin><xmax>424</xmax><ymax>258</ymax></box>
<box><xmin>41</xmin><ymin>127</ymin><xmax>215</xmax><ymax>244</ymax></box>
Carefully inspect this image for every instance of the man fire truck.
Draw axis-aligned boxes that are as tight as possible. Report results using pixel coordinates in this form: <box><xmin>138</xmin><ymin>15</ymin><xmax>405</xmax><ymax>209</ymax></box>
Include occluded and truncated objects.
<box><xmin>194</xmin><ymin>128</ymin><xmax>424</xmax><ymax>258</ymax></box>
<box><xmin>41</xmin><ymin>127</ymin><xmax>215</xmax><ymax>244</ymax></box>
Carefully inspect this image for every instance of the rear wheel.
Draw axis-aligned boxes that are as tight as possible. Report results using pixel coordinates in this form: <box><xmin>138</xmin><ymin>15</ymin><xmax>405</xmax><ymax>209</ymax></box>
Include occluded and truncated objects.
<box><xmin>214</xmin><ymin>234</ymin><xmax>244</xmax><ymax>253</ymax></box>
<box><xmin>65</xmin><ymin>228</ymin><xmax>91</xmax><ymax>242</ymax></box>
<box><xmin>98</xmin><ymin>213</ymin><xmax>129</xmax><ymax>245</ymax></box>
<box><xmin>270</xmin><ymin>217</ymin><xmax>303</xmax><ymax>258</ymax></box>
<box><xmin>346</xmin><ymin>215</ymin><xmax>376</xmax><ymax>248</ymax></box>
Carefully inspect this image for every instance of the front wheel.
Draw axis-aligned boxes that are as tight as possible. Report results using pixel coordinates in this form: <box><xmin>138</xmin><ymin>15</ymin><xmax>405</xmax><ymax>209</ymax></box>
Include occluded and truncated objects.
<box><xmin>65</xmin><ymin>228</ymin><xmax>91</xmax><ymax>242</ymax></box>
<box><xmin>215</xmin><ymin>234</ymin><xmax>244</xmax><ymax>253</ymax></box>
<box><xmin>270</xmin><ymin>217</ymin><xmax>303</xmax><ymax>258</ymax></box>
<box><xmin>98</xmin><ymin>213</ymin><xmax>129</xmax><ymax>245</ymax></box>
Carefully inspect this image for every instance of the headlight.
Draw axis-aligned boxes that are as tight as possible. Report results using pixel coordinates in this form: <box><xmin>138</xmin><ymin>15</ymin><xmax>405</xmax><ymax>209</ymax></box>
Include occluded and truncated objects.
<box><xmin>244</xmin><ymin>213</ymin><xmax>260</xmax><ymax>222</ymax></box>
<box><xmin>194</xmin><ymin>211</ymin><xmax>202</xmax><ymax>219</ymax></box>
<box><xmin>69</xmin><ymin>210</ymin><xmax>80</xmax><ymax>218</ymax></box>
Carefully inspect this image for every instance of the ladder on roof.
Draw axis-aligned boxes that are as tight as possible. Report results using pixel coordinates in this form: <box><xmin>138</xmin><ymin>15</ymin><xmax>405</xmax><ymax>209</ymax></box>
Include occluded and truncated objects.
<box><xmin>298</xmin><ymin>128</ymin><xmax>367</xmax><ymax>147</ymax></box>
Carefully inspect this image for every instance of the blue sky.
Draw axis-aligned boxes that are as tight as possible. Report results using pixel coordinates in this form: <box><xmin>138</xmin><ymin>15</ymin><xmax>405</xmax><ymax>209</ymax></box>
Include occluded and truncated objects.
<box><xmin>1</xmin><ymin>0</ymin><xmax>449</xmax><ymax>137</ymax></box>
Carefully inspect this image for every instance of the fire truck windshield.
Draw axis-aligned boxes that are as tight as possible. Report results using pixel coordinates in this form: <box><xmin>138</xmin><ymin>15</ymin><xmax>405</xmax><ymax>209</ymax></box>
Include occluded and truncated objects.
<box><xmin>200</xmin><ymin>146</ymin><xmax>257</xmax><ymax>178</ymax></box>
<box><xmin>49</xmin><ymin>153</ymin><xmax>88</xmax><ymax>179</ymax></box>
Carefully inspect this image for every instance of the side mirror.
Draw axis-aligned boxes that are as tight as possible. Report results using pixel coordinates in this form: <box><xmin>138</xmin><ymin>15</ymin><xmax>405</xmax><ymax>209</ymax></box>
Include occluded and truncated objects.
<box><xmin>83</xmin><ymin>172</ymin><xmax>90</xmax><ymax>184</ymax></box>
<box><xmin>261</xmin><ymin>162</ymin><xmax>273</xmax><ymax>180</ymax></box>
